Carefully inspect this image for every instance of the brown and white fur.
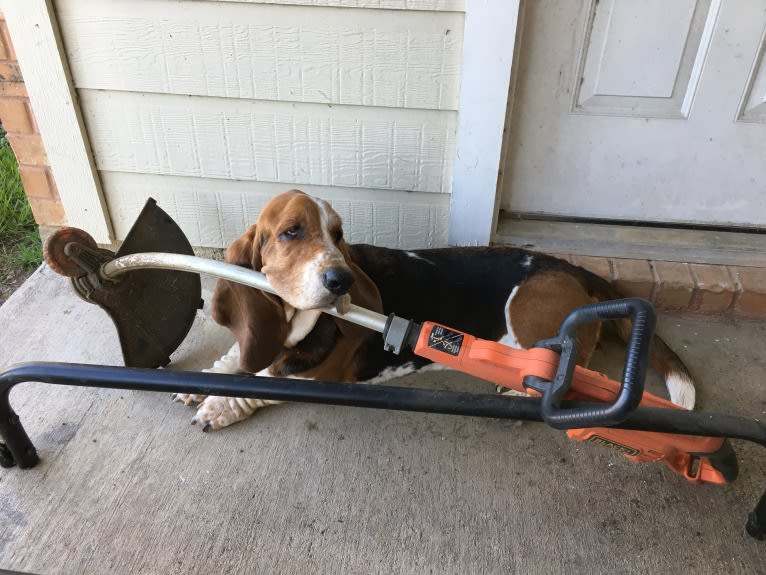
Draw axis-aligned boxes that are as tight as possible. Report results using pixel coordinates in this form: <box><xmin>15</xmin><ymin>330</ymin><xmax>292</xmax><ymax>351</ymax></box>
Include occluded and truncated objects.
<box><xmin>173</xmin><ymin>190</ymin><xmax>695</xmax><ymax>430</ymax></box>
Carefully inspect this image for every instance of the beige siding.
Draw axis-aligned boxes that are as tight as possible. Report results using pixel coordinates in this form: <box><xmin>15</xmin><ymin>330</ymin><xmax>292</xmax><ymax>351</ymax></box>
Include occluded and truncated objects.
<box><xmin>102</xmin><ymin>173</ymin><xmax>449</xmax><ymax>247</ymax></box>
<box><xmin>203</xmin><ymin>0</ymin><xmax>464</xmax><ymax>9</ymax></box>
<box><xmin>55</xmin><ymin>0</ymin><xmax>464</xmax><ymax>248</ymax></box>
<box><xmin>59</xmin><ymin>1</ymin><xmax>463</xmax><ymax>109</ymax></box>
<box><xmin>81</xmin><ymin>90</ymin><xmax>455</xmax><ymax>193</ymax></box>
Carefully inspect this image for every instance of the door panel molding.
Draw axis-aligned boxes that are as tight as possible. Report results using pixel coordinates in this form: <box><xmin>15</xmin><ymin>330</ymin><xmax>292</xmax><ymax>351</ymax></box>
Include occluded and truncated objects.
<box><xmin>738</xmin><ymin>22</ymin><xmax>766</xmax><ymax>123</ymax></box>
<box><xmin>572</xmin><ymin>0</ymin><xmax>721</xmax><ymax>119</ymax></box>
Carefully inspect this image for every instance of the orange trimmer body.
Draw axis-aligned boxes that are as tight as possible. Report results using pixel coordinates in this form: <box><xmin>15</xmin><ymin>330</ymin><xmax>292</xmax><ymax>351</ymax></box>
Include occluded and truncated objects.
<box><xmin>413</xmin><ymin>321</ymin><xmax>729</xmax><ymax>485</ymax></box>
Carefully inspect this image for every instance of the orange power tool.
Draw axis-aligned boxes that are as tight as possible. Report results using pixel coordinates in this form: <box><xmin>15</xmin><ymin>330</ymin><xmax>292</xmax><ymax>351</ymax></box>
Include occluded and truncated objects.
<box><xmin>381</xmin><ymin>298</ymin><xmax>737</xmax><ymax>486</ymax></box>
<box><xmin>27</xmin><ymin>201</ymin><xmax>763</xmax><ymax>539</ymax></box>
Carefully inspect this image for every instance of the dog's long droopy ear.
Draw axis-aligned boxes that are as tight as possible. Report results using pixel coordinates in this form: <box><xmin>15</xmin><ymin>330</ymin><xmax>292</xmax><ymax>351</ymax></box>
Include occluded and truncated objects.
<box><xmin>211</xmin><ymin>225</ymin><xmax>287</xmax><ymax>373</ymax></box>
<box><xmin>336</xmin><ymin>241</ymin><xmax>383</xmax><ymax>337</ymax></box>
<box><xmin>225</xmin><ymin>223</ymin><xmax>263</xmax><ymax>271</ymax></box>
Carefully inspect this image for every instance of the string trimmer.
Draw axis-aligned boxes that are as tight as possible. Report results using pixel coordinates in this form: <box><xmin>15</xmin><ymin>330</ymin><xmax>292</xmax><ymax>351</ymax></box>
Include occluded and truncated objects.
<box><xmin>0</xmin><ymin>199</ymin><xmax>763</xmax><ymax>539</ymax></box>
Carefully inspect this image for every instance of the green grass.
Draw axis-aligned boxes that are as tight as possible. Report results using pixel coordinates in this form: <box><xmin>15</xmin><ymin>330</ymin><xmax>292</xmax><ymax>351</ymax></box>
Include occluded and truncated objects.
<box><xmin>0</xmin><ymin>130</ymin><xmax>42</xmax><ymax>281</ymax></box>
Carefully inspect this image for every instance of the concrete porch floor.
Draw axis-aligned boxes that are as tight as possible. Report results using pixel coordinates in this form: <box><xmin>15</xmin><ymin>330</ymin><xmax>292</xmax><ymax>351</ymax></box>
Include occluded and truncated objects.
<box><xmin>0</xmin><ymin>265</ymin><xmax>764</xmax><ymax>575</ymax></box>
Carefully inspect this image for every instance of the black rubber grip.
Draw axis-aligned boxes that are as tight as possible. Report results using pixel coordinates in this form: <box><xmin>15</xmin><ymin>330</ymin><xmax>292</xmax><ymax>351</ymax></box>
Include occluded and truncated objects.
<box><xmin>540</xmin><ymin>298</ymin><xmax>656</xmax><ymax>429</ymax></box>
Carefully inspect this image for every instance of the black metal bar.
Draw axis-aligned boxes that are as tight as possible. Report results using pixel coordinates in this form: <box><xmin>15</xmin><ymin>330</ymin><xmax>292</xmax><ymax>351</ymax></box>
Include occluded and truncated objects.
<box><xmin>0</xmin><ymin>361</ymin><xmax>764</xmax><ymax>538</ymax></box>
<box><xmin>0</xmin><ymin>361</ymin><xmax>548</xmax><ymax>418</ymax></box>
<box><xmin>0</xmin><ymin>389</ymin><xmax>38</xmax><ymax>468</ymax></box>
<box><xmin>0</xmin><ymin>362</ymin><xmax>763</xmax><ymax>442</ymax></box>
<box><xmin>613</xmin><ymin>408</ymin><xmax>766</xmax><ymax>448</ymax></box>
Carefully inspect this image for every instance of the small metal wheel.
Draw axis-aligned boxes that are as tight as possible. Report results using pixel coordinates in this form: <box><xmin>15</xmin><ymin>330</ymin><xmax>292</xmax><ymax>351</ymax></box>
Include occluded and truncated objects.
<box><xmin>43</xmin><ymin>226</ymin><xmax>98</xmax><ymax>277</ymax></box>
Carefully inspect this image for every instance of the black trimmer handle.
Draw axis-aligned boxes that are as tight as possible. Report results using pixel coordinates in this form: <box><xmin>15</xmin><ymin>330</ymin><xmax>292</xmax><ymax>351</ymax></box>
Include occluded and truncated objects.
<box><xmin>536</xmin><ymin>298</ymin><xmax>656</xmax><ymax>429</ymax></box>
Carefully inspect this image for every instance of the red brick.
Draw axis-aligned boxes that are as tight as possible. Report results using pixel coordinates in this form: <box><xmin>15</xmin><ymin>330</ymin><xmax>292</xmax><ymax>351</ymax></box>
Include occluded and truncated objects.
<box><xmin>0</xmin><ymin>61</ymin><xmax>22</xmax><ymax>83</ymax></box>
<box><xmin>570</xmin><ymin>255</ymin><xmax>612</xmax><ymax>282</ymax></box>
<box><xmin>3</xmin><ymin>28</ymin><xmax>14</xmax><ymax>62</ymax></box>
<box><xmin>5</xmin><ymin>133</ymin><xmax>47</xmax><ymax>165</ymax></box>
<box><xmin>0</xmin><ymin>23</ymin><xmax>14</xmax><ymax>62</ymax></box>
<box><xmin>26</xmin><ymin>101</ymin><xmax>39</xmax><ymax>133</ymax></box>
<box><xmin>18</xmin><ymin>165</ymin><xmax>57</xmax><ymax>200</ymax></box>
<box><xmin>27</xmin><ymin>196</ymin><xmax>66</xmax><ymax>227</ymax></box>
<box><xmin>689</xmin><ymin>264</ymin><xmax>736</xmax><ymax>313</ymax></box>
<box><xmin>611</xmin><ymin>258</ymin><xmax>654</xmax><ymax>299</ymax></box>
<box><xmin>732</xmin><ymin>267</ymin><xmax>766</xmax><ymax>318</ymax></box>
<box><xmin>652</xmin><ymin>261</ymin><xmax>693</xmax><ymax>310</ymax></box>
<box><xmin>0</xmin><ymin>80</ymin><xmax>26</xmax><ymax>97</ymax></box>
<box><xmin>0</xmin><ymin>21</ymin><xmax>11</xmax><ymax>61</ymax></box>
<box><xmin>0</xmin><ymin>98</ymin><xmax>33</xmax><ymax>132</ymax></box>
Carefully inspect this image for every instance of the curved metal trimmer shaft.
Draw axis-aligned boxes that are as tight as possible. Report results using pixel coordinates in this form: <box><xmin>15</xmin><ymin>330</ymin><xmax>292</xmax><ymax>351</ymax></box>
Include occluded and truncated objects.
<box><xmin>101</xmin><ymin>252</ymin><xmax>389</xmax><ymax>334</ymax></box>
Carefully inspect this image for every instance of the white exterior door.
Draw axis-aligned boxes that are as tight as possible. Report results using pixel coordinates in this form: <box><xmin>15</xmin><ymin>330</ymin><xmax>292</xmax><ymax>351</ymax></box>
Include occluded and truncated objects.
<box><xmin>501</xmin><ymin>0</ymin><xmax>766</xmax><ymax>228</ymax></box>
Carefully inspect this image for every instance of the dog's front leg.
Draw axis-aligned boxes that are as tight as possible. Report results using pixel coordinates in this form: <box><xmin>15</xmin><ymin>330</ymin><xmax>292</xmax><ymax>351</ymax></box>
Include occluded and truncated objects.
<box><xmin>172</xmin><ymin>343</ymin><xmax>283</xmax><ymax>430</ymax></box>
<box><xmin>172</xmin><ymin>342</ymin><xmax>243</xmax><ymax>406</ymax></box>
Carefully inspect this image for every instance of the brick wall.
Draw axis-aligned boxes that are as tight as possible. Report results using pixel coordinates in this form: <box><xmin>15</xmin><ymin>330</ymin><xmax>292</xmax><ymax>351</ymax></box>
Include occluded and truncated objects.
<box><xmin>551</xmin><ymin>254</ymin><xmax>766</xmax><ymax>320</ymax></box>
<box><xmin>0</xmin><ymin>10</ymin><xmax>65</xmax><ymax>228</ymax></box>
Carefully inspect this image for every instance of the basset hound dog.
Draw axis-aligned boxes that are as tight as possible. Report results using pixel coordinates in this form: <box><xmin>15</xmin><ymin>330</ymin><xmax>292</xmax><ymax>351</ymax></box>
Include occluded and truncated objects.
<box><xmin>173</xmin><ymin>190</ymin><xmax>696</xmax><ymax>430</ymax></box>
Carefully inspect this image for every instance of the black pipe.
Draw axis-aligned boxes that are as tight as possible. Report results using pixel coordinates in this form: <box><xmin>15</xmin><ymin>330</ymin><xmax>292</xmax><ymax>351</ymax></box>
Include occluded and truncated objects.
<box><xmin>2</xmin><ymin>362</ymin><xmax>765</xmax><ymax>443</ymax></box>
<box><xmin>0</xmin><ymin>361</ymin><xmax>764</xmax><ymax>538</ymax></box>
<box><xmin>0</xmin><ymin>389</ymin><xmax>37</xmax><ymax>468</ymax></box>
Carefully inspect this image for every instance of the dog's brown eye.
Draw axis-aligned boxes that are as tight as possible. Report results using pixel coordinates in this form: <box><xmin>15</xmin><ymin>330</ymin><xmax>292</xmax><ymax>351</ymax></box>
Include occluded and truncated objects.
<box><xmin>332</xmin><ymin>228</ymin><xmax>343</xmax><ymax>243</ymax></box>
<box><xmin>279</xmin><ymin>225</ymin><xmax>302</xmax><ymax>241</ymax></box>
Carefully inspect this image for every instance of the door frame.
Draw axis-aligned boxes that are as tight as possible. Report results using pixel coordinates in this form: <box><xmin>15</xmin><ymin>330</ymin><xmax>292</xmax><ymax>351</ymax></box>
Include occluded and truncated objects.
<box><xmin>449</xmin><ymin>0</ymin><xmax>522</xmax><ymax>246</ymax></box>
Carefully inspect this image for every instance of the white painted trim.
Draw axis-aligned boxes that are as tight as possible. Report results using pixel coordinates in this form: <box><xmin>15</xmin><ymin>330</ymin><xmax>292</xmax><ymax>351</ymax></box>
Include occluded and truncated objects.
<box><xmin>449</xmin><ymin>0</ymin><xmax>521</xmax><ymax>246</ymax></box>
<box><xmin>1</xmin><ymin>0</ymin><xmax>112</xmax><ymax>243</ymax></box>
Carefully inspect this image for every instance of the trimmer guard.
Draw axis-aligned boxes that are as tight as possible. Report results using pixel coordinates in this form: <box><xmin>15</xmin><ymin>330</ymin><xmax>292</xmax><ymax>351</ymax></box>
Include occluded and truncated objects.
<box><xmin>71</xmin><ymin>199</ymin><xmax>201</xmax><ymax>368</ymax></box>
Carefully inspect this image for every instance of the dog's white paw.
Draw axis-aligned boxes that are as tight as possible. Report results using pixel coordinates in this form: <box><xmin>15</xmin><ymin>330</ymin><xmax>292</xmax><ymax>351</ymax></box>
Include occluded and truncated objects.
<box><xmin>191</xmin><ymin>396</ymin><xmax>282</xmax><ymax>431</ymax></box>
<box><xmin>192</xmin><ymin>396</ymin><xmax>249</xmax><ymax>431</ymax></box>
<box><xmin>172</xmin><ymin>393</ymin><xmax>207</xmax><ymax>406</ymax></box>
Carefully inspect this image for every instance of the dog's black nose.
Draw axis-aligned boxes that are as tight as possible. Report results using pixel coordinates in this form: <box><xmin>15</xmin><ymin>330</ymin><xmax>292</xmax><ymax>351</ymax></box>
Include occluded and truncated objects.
<box><xmin>322</xmin><ymin>267</ymin><xmax>355</xmax><ymax>295</ymax></box>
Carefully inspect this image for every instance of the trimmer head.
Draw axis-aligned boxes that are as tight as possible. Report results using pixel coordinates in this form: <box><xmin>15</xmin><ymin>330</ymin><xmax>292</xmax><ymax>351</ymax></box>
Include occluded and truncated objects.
<box><xmin>45</xmin><ymin>199</ymin><xmax>202</xmax><ymax>368</ymax></box>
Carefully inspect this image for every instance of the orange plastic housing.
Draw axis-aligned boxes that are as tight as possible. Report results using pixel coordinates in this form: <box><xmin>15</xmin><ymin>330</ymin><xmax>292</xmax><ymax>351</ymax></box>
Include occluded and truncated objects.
<box><xmin>414</xmin><ymin>321</ymin><xmax>728</xmax><ymax>485</ymax></box>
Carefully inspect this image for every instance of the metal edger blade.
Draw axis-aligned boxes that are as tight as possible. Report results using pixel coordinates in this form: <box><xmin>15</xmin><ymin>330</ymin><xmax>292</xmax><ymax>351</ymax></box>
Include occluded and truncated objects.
<box><xmin>72</xmin><ymin>199</ymin><xmax>202</xmax><ymax>368</ymax></box>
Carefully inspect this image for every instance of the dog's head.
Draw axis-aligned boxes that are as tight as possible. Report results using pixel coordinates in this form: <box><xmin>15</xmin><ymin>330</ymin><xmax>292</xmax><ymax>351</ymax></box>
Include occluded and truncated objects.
<box><xmin>211</xmin><ymin>190</ymin><xmax>382</xmax><ymax>373</ymax></box>
<box><xmin>250</xmin><ymin>189</ymin><xmax>357</xmax><ymax>309</ymax></box>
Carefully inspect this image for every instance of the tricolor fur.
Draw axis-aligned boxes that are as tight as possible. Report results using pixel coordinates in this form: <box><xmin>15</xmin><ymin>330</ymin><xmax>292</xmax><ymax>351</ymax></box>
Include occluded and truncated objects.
<box><xmin>174</xmin><ymin>190</ymin><xmax>695</xmax><ymax>430</ymax></box>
